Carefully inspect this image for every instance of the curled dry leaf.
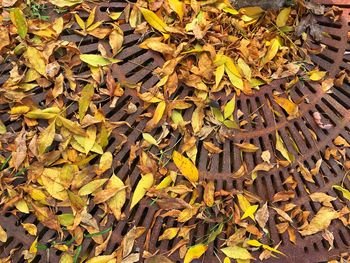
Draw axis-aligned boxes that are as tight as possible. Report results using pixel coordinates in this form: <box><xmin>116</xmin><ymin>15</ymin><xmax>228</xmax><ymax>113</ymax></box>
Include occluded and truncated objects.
<box><xmin>0</xmin><ymin>224</ymin><xmax>7</xmax><ymax>242</ymax></box>
<box><xmin>313</xmin><ymin>111</ymin><xmax>333</xmax><ymax>130</ymax></box>
<box><xmin>255</xmin><ymin>202</ymin><xmax>269</xmax><ymax>229</ymax></box>
<box><xmin>234</xmin><ymin>142</ymin><xmax>259</xmax><ymax>152</ymax></box>
<box><xmin>299</xmin><ymin>207</ymin><xmax>339</xmax><ymax>236</ymax></box>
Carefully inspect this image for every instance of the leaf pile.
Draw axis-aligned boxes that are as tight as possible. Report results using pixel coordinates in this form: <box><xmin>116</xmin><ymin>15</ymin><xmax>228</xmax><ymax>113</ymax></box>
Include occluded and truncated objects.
<box><xmin>1</xmin><ymin>0</ymin><xmax>350</xmax><ymax>262</ymax></box>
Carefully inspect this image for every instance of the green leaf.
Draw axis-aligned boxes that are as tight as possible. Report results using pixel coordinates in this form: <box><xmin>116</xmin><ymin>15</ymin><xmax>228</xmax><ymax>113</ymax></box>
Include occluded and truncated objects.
<box><xmin>10</xmin><ymin>8</ymin><xmax>27</xmax><ymax>39</ymax></box>
<box><xmin>224</xmin><ymin>95</ymin><xmax>236</xmax><ymax>119</ymax></box>
<box><xmin>79</xmin><ymin>54</ymin><xmax>120</xmax><ymax>67</ymax></box>
<box><xmin>0</xmin><ymin>119</ymin><xmax>6</xmax><ymax>135</ymax></box>
<box><xmin>333</xmin><ymin>185</ymin><xmax>350</xmax><ymax>201</ymax></box>
<box><xmin>142</xmin><ymin>133</ymin><xmax>158</xmax><ymax>146</ymax></box>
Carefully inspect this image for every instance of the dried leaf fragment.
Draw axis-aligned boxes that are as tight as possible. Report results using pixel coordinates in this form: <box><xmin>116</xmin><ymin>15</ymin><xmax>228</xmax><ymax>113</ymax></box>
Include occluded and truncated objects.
<box><xmin>299</xmin><ymin>207</ymin><xmax>339</xmax><ymax>236</ymax></box>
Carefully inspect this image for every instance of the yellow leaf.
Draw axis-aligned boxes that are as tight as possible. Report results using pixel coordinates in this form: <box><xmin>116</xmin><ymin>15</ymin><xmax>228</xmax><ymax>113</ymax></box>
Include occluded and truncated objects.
<box><xmin>262</xmin><ymin>38</ymin><xmax>280</xmax><ymax>65</ymax></box>
<box><xmin>0</xmin><ymin>119</ymin><xmax>6</xmax><ymax>134</ymax></box>
<box><xmin>139</xmin><ymin>37</ymin><xmax>174</xmax><ymax>55</ymax></box>
<box><xmin>15</xmin><ymin>200</ymin><xmax>29</xmax><ymax>213</ymax></box>
<box><xmin>204</xmin><ymin>181</ymin><xmax>215</xmax><ymax>207</ymax></box>
<box><xmin>106</xmin><ymin>176</ymin><xmax>126</xmax><ymax>220</ymax></box>
<box><xmin>237</xmin><ymin>58</ymin><xmax>251</xmax><ymax>81</ymax></box>
<box><xmin>192</xmin><ymin>106</ymin><xmax>204</xmax><ymax>134</ymax></box>
<box><xmin>276</xmin><ymin>7</ymin><xmax>291</xmax><ymax>27</ymax></box>
<box><xmin>78</xmin><ymin>179</ymin><xmax>108</xmax><ymax>196</ymax></box>
<box><xmin>24</xmin><ymin>46</ymin><xmax>46</xmax><ymax>76</ymax></box>
<box><xmin>85</xmin><ymin>125</ymin><xmax>96</xmax><ymax>154</ymax></box>
<box><xmin>239</xmin><ymin>6</ymin><xmax>264</xmax><ymax>16</ymax></box>
<box><xmin>85</xmin><ymin>254</ymin><xmax>117</xmax><ymax>263</ymax></box>
<box><xmin>146</xmin><ymin>101</ymin><xmax>166</xmax><ymax>130</ymax></box>
<box><xmin>173</xmin><ymin>150</ymin><xmax>199</xmax><ymax>183</ymax></box>
<box><xmin>221</xmin><ymin>246</ymin><xmax>253</xmax><ymax>260</ymax></box>
<box><xmin>74</xmin><ymin>13</ymin><xmax>86</xmax><ymax>30</ymax></box>
<box><xmin>299</xmin><ymin>207</ymin><xmax>339</xmax><ymax>236</ymax></box>
<box><xmin>139</xmin><ymin>7</ymin><xmax>168</xmax><ymax>33</ymax></box>
<box><xmin>21</xmin><ymin>223</ymin><xmax>37</xmax><ymax>236</ymax></box>
<box><xmin>156</xmin><ymin>176</ymin><xmax>173</xmax><ymax>190</ymax></box>
<box><xmin>333</xmin><ymin>185</ymin><xmax>350</xmax><ymax>201</ymax></box>
<box><xmin>223</xmin><ymin>7</ymin><xmax>239</xmax><ymax>15</ymax></box>
<box><xmin>168</xmin><ymin>0</ymin><xmax>184</xmax><ymax>21</ymax></box>
<box><xmin>184</xmin><ymin>244</ymin><xmax>208</xmax><ymax>263</ymax></box>
<box><xmin>10</xmin><ymin>8</ymin><xmax>27</xmax><ymax>39</ymax></box>
<box><xmin>333</xmin><ymin>136</ymin><xmax>350</xmax><ymax>147</ymax></box>
<box><xmin>59</xmin><ymin>253</ymin><xmax>74</xmax><ymax>263</ymax></box>
<box><xmin>142</xmin><ymin>133</ymin><xmax>158</xmax><ymax>146</ymax></box>
<box><xmin>224</xmin><ymin>95</ymin><xmax>236</xmax><ymax>119</ymax></box>
<box><xmin>247</xmin><ymin>239</ymin><xmax>285</xmax><ymax>255</ymax></box>
<box><xmin>158</xmin><ymin>227</ymin><xmax>179</xmax><ymax>241</ymax></box>
<box><xmin>25</xmin><ymin>107</ymin><xmax>60</xmax><ymax>119</ymax></box>
<box><xmin>309</xmin><ymin>70</ymin><xmax>327</xmax><ymax>81</ymax></box>
<box><xmin>235</xmin><ymin>142</ymin><xmax>259</xmax><ymax>152</ymax></box>
<box><xmin>178</xmin><ymin>206</ymin><xmax>198</xmax><ymax>222</ymax></box>
<box><xmin>214</xmin><ymin>64</ymin><xmax>225</xmax><ymax>91</ymax></box>
<box><xmin>95</xmin><ymin>152</ymin><xmax>113</xmax><ymax>175</ymax></box>
<box><xmin>274</xmin><ymin>96</ymin><xmax>299</xmax><ymax>117</ymax></box>
<box><xmin>0</xmin><ymin>223</ymin><xmax>7</xmax><ymax>242</ymax></box>
<box><xmin>237</xmin><ymin>193</ymin><xmax>250</xmax><ymax>212</ymax></box>
<box><xmin>276</xmin><ymin>131</ymin><xmax>294</xmax><ymax>163</ymax></box>
<box><xmin>203</xmin><ymin>142</ymin><xmax>223</xmax><ymax>154</ymax></box>
<box><xmin>130</xmin><ymin>173</ymin><xmax>154</xmax><ymax>210</ymax></box>
<box><xmin>9</xmin><ymin>105</ymin><xmax>30</xmax><ymax>115</ymax></box>
<box><xmin>49</xmin><ymin>0</ymin><xmax>82</xmax><ymax>7</ymax></box>
<box><xmin>109</xmin><ymin>27</ymin><xmax>124</xmax><ymax>56</ymax></box>
<box><xmin>86</xmin><ymin>7</ymin><xmax>96</xmax><ymax>28</ymax></box>
<box><xmin>37</xmin><ymin>121</ymin><xmax>55</xmax><ymax>155</ymax></box>
<box><xmin>109</xmin><ymin>12</ymin><xmax>122</xmax><ymax>20</ymax></box>
<box><xmin>79</xmin><ymin>83</ymin><xmax>94</xmax><ymax>120</ymax></box>
<box><xmin>28</xmin><ymin>238</ymin><xmax>38</xmax><ymax>263</ymax></box>
<box><xmin>58</xmin><ymin>116</ymin><xmax>85</xmax><ymax>136</ymax></box>
<box><xmin>226</xmin><ymin>67</ymin><xmax>244</xmax><ymax>90</ymax></box>
<box><xmin>241</xmin><ymin>204</ymin><xmax>259</xmax><ymax>220</ymax></box>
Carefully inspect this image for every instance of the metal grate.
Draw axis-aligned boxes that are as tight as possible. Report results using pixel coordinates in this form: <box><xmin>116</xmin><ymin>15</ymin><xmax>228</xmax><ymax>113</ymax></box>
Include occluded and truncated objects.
<box><xmin>1</xmin><ymin>0</ymin><xmax>350</xmax><ymax>262</ymax></box>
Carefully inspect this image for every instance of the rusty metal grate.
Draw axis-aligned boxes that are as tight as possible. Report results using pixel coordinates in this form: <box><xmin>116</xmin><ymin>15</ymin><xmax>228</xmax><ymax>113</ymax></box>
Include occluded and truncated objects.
<box><xmin>1</xmin><ymin>0</ymin><xmax>350</xmax><ymax>262</ymax></box>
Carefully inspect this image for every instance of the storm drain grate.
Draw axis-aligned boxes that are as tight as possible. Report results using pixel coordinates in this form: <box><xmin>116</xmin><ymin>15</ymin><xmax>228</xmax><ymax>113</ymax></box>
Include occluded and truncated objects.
<box><xmin>1</xmin><ymin>0</ymin><xmax>350</xmax><ymax>262</ymax></box>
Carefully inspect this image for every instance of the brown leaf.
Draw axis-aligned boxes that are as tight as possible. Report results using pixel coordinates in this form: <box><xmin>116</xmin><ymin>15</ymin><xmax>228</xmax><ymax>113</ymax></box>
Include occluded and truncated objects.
<box><xmin>204</xmin><ymin>181</ymin><xmax>215</xmax><ymax>207</ymax></box>
<box><xmin>309</xmin><ymin>192</ymin><xmax>336</xmax><ymax>207</ymax></box>
<box><xmin>272</xmin><ymin>190</ymin><xmax>295</xmax><ymax>203</ymax></box>
<box><xmin>12</xmin><ymin>130</ymin><xmax>27</xmax><ymax>169</ymax></box>
<box><xmin>255</xmin><ymin>202</ymin><xmax>269</xmax><ymax>229</ymax></box>
<box><xmin>235</xmin><ymin>142</ymin><xmax>259</xmax><ymax>152</ymax></box>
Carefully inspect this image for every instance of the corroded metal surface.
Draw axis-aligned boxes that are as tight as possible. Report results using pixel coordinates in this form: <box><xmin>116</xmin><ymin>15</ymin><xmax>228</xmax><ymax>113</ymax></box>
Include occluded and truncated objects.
<box><xmin>1</xmin><ymin>1</ymin><xmax>350</xmax><ymax>262</ymax></box>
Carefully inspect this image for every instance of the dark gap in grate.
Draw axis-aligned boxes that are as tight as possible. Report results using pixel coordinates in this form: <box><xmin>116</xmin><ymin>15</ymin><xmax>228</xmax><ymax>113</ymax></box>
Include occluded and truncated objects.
<box><xmin>321</xmin><ymin>97</ymin><xmax>344</xmax><ymax>118</ymax></box>
<box><xmin>317</xmin><ymin>20</ymin><xmax>342</xmax><ymax>29</ymax></box>
<box><xmin>125</xmin><ymin>58</ymin><xmax>155</xmax><ymax>78</ymax></box>
<box><xmin>315</xmin><ymin>52</ymin><xmax>335</xmax><ymax>64</ymax></box>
